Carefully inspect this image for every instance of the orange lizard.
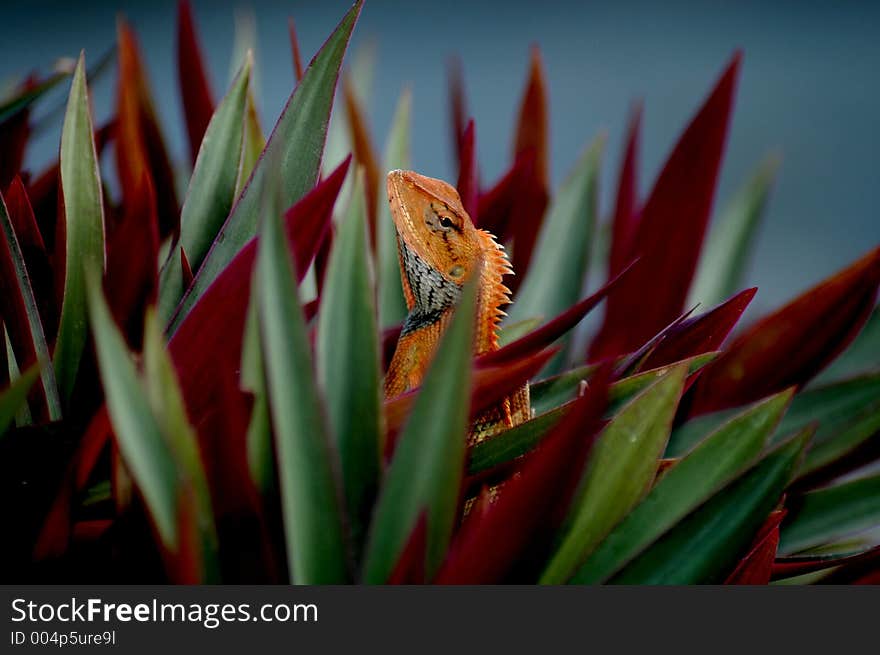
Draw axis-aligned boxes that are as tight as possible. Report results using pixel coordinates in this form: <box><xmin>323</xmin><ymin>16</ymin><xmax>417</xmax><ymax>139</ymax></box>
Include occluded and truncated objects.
<box><xmin>384</xmin><ymin>169</ymin><xmax>531</xmax><ymax>442</ymax></box>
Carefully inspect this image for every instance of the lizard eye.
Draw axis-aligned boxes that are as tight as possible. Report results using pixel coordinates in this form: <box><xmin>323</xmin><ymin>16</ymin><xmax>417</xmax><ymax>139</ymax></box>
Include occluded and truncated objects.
<box><xmin>438</xmin><ymin>216</ymin><xmax>455</xmax><ymax>229</ymax></box>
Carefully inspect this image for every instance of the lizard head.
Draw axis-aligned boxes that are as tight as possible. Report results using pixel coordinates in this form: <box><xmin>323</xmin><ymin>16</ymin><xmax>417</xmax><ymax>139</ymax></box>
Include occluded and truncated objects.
<box><xmin>387</xmin><ymin>170</ymin><xmax>485</xmax><ymax>322</ymax></box>
<box><xmin>386</xmin><ymin>169</ymin><xmax>482</xmax><ymax>285</ymax></box>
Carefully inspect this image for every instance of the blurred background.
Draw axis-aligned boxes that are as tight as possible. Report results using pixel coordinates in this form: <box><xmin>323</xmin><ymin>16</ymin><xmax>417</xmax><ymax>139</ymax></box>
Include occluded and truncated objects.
<box><xmin>3</xmin><ymin>0</ymin><xmax>878</xmax><ymax>312</ymax></box>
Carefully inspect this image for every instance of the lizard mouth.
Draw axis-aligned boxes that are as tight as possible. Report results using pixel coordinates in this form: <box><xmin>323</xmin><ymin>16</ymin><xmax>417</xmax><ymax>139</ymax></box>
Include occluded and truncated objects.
<box><xmin>398</xmin><ymin>238</ymin><xmax>463</xmax><ymax>334</ymax></box>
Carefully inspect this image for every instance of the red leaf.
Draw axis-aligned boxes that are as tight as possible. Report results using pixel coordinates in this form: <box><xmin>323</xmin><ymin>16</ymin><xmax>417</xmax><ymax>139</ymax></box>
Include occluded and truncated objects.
<box><xmin>590</xmin><ymin>53</ymin><xmax>741</xmax><ymax>360</ymax></box>
<box><xmin>435</xmin><ymin>366</ymin><xmax>610</xmax><ymax>584</ymax></box>
<box><xmin>34</xmin><ymin>407</ymin><xmax>112</xmax><ymax>561</ymax></box>
<box><xmin>513</xmin><ymin>45</ymin><xmax>549</xmax><ymax>188</ymax></box>
<box><xmin>287</xmin><ymin>156</ymin><xmax>350</xmax><ymax>281</ymax></box>
<box><xmin>690</xmin><ymin>246</ymin><xmax>880</xmax><ymax>414</ymax></box>
<box><xmin>180</xmin><ymin>247</ymin><xmax>194</xmax><ymax>289</ymax></box>
<box><xmin>725</xmin><ymin>508</ymin><xmax>785</xmax><ymax>584</ymax></box>
<box><xmin>479</xmin><ymin>260</ymin><xmax>637</xmax><ymax>369</ymax></box>
<box><xmin>382</xmin><ymin>323</ymin><xmax>403</xmax><ymax>372</ymax></box>
<box><xmin>104</xmin><ymin>172</ymin><xmax>159</xmax><ymax>350</ymax></box>
<box><xmin>771</xmin><ymin>544</ymin><xmax>880</xmax><ymax>581</ymax></box>
<box><xmin>608</xmin><ymin>104</ymin><xmax>641</xmax><ymax>278</ymax></box>
<box><xmin>167</xmin><ymin>161</ymin><xmax>349</xmax><ymax>509</ymax></box>
<box><xmin>0</xmin><ymin>189</ymin><xmax>52</xmax><ymax>422</ymax></box>
<box><xmin>117</xmin><ymin>19</ymin><xmax>180</xmax><ymax>239</ymax></box>
<box><xmin>177</xmin><ymin>0</ymin><xmax>215</xmax><ymax>165</ymax></box>
<box><xmin>471</xmin><ymin>347</ymin><xmax>558</xmax><ymax>416</ymax></box>
<box><xmin>343</xmin><ymin>78</ymin><xmax>380</xmax><ymax>251</ymax></box>
<box><xmin>384</xmin><ymin>347</ymin><xmax>558</xmax><ymax>457</ymax></box>
<box><xmin>476</xmin><ymin>151</ymin><xmax>529</xmax><ymax>236</ymax></box>
<box><xmin>448</xmin><ymin>56</ymin><xmax>468</xmax><ymax>164</ymax></box>
<box><xmin>387</xmin><ymin>512</ymin><xmax>427</xmax><ymax>584</ymax></box>
<box><xmin>640</xmin><ymin>287</ymin><xmax>756</xmax><ymax>370</ymax></box>
<box><xmin>456</xmin><ymin>119</ymin><xmax>478</xmax><ymax>219</ymax></box>
<box><xmin>0</xmin><ymin>91</ymin><xmax>30</xmax><ymax>189</ymax></box>
<box><xmin>476</xmin><ymin>151</ymin><xmax>547</xmax><ymax>291</ymax></box>
<box><xmin>288</xmin><ymin>17</ymin><xmax>304</xmax><ymax>83</ymax></box>
<box><xmin>5</xmin><ymin>177</ymin><xmax>54</xmax><ymax>337</ymax></box>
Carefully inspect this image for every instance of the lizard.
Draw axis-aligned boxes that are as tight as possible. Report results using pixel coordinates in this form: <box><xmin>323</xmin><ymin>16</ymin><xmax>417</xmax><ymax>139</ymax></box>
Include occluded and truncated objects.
<box><xmin>383</xmin><ymin>169</ymin><xmax>531</xmax><ymax>442</ymax></box>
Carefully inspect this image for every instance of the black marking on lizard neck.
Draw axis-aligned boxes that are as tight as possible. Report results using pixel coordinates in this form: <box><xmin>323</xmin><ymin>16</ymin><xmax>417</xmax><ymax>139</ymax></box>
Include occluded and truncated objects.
<box><xmin>399</xmin><ymin>238</ymin><xmax>462</xmax><ymax>335</ymax></box>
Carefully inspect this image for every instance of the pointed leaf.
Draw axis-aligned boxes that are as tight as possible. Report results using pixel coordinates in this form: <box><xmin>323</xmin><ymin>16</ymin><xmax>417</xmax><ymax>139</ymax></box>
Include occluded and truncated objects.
<box><xmin>508</xmin><ymin>135</ymin><xmax>602</xmax><ymax>334</ymax></box>
<box><xmin>177</xmin><ymin>0</ymin><xmax>215</xmax><ymax>165</ymax></box>
<box><xmin>591</xmin><ymin>54</ymin><xmax>741</xmax><ymax>359</ymax></box>
<box><xmin>143</xmin><ymin>309</ymin><xmax>218</xmax><ymax>582</ymax></box>
<box><xmin>480</xmin><ymin>261</ymin><xmax>635</xmax><ymax>368</ymax></box>
<box><xmin>288</xmin><ymin>17</ymin><xmax>304</xmax><ymax>82</ymax></box>
<box><xmin>0</xmin><ymin>365</ymin><xmax>38</xmax><ymax>437</ymax></box>
<box><xmin>456</xmin><ymin>119</ymin><xmax>478</xmax><ymax>219</ymax></box>
<box><xmin>780</xmin><ymin>473</ymin><xmax>880</xmax><ymax>556</ymax></box>
<box><xmin>437</xmin><ymin>368</ymin><xmax>610</xmax><ymax>584</ymax></box>
<box><xmin>640</xmin><ymin>287</ymin><xmax>756</xmax><ymax>370</ymax></box>
<box><xmin>514</xmin><ymin>45</ymin><xmax>549</xmax><ymax>187</ymax></box>
<box><xmin>725</xmin><ymin>509</ymin><xmax>785</xmax><ymax>585</ymax></box>
<box><xmin>690</xmin><ymin>154</ymin><xmax>779</xmax><ymax>307</ymax></box>
<box><xmin>814</xmin><ymin>306</ymin><xmax>880</xmax><ymax>384</ymax></box>
<box><xmin>116</xmin><ymin>19</ymin><xmax>179</xmax><ymax>238</ymax></box>
<box><xmin>571</xmin><ymin>389</ymin><xmax>791</xmax><ymax>583</ymax></box>
<box><xmin>363</xmin><ymin>280</ymin><xmax>477</xmax><ymax>583</ymax></box>
<box><xmin>608</xmin><ymin>105</ymin><xmax>641</xmax><ymax>278</ymax></box>
<box><xmin>168</xmin><ymin>162</ymin><xmax>347</xmax><ymax>519</ymax></box>
<box><xmin>317</xmin><ymin>172</ymin><xmax>382</xmax><ymax>558</ymax></box>
<box><xmin>0</xmin><ymin>190</ymin><xmax>60</xmax><ymax>421</ymax></box>
<box><xmin>87</xmin><ymin>275</ymin><xmax>177</xmax><ymax>550</ymax></box>
<box><xmin>378</xmin><ymin>89</ymin><xmax>411</xmax><ymax>328</ymax></box>
<box><xmin>257</xmin><ymin>175</ymin><xmax>347</xmax><ymax>585</ymax></box>
<box><xmin>691</xmin><ymin>246</ymin><xmax>880</xmax><ymax>414</ymax></box>
<box><xmin>343</xmin><ymin>76</ymin><xmax>380</xmax><ymax>250</ymax></box>
<box><xmin>541</xmin><ymin>364</ymin><xmax>687</xmax><ymax>583</ymax></box>
<box><xmin>169</xmin><ymin>0</ymin><xmax>362</xmax><ymax>333</ymax></box>
<box><xmin>55</xmin><ymin>53</ymin><xmax>105</xmax><ymax>408</ymax></box>
<box><xmin>611</xmin><ymin>429</ymin><xmax>809</xmax><ymax>584</ymax></box>
<box><xmin>159</xmin><ymin>56</ymin><xmax>252</xmax><ymax>323</ymax></box>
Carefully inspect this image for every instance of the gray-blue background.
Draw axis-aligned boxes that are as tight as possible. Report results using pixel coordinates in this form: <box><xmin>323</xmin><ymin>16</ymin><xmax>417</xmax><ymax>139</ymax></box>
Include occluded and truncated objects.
<box><xmin>3</xmin><ymin>0</ymin><xmax>878</xmax><ymax>312</ymax></box>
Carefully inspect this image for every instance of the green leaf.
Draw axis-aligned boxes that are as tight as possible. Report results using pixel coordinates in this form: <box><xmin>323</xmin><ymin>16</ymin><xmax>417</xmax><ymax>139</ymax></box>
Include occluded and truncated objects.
<box><xmin>0</xmin><ymin>364</ymin><xmax>39</xmax><ymax>437</ymax></box>
<box><xmin>498</xmin><ymin>317</ymin><xmax>543</xmax><ymax>346</ymax></box>
<box><xmin>87</xmin><ymin>274</ymin><xmax>177</xmax><ymax>549</ymax></box>
<box><xmin>241</xmin><ymin>279</ymin><xmax>274</xmax><ymax>495</ymax></box>
<box><xmin>378</xmin><ymin>88</ymin><xmax>412</xmax><ymax>328</ymax></box>
<box><xmin>235</xmin><ymin>88</ymin><xmax>265</xmax><ymax>200</ymax></box>
<box><xmin>468</xmin><ymin>404</ymin><xmax>568</xmax><ymax>475</ymax></box>
<box><xmin>317</xmin><ymin>172</ymin><xmax>382</xmax><ymax>558</ymax></box>
<box><xmin>571</xmin><ymin>389</ymin><xmax>792</xmax><ymax>583</ymax></box>
<box><xmin>611</xmin><ymin>429</ymin><xmax>809</xmax><ymax>584</ymax></box>
<box><xmin>256</xmin><ymin>175</ymin><xmax>347</xmax><ymax>584</ymax></box>
<box><xmin>774</xmin><ymin>373</ymin><xmax>880</xmax><ymax>477</ymax></box>
<box><xmin>142</xmin><ymin>310</ymin><xmax>219</xmax><ymax>581</ymax></box>
<box><xmin>813</xmin><ymin>307</ymin><xmax>880</xmax><ymax>384</ymax></box>
<box><xmin>779</xmin><ymin>473</ymin><xmax>880</xmax><ymax>556</ymax></box>
<box><xmin>55</xmin><ymin>52</ymin><xmax>106</xmax><ymax>406</ymax></box>
<box><xmin>158</xmin><ymin>55</ymin><xmax>252</xmax><ymax>323</ymax></box>
<box><xmin>540</xmin><ymin>364</ymin><xmax>686</xmax><ymax>583</ymax></box>
<box><xmin>362</xmin><ymin>280</ymin><xmax>477</xmax><ymax>583</ymax></box>
<box><xmin>507</xmin><ymin>136</ymin><xmax>603</xmax><ymax>372</ymax></box>
<box><xmin>689</xmin><ymin>153</ymin><xmax>779</xmax><ymax>307</ymax></box>
<box><xmin>531</xmin><ymin>353</ymin><xmax>714</xmax><ymax>418</ymax></box>
<box><xmin>0</xmin><ymin>193</ymin><xmax>61</xmax><ymax>420</ymax></box>
<box><xmin>0</xmin><ymin>68</ymin><xmax>70</xmax><ymax>123</ymax></box>
<box><xmin>170</xmin><ymin>0</ymin><xmax>362</xmax><ymax>334</ymax></box>
<box><xmin>667</xmin><ymin>407</ymin><xmax>739</xmax><ymax>457</ymax></box>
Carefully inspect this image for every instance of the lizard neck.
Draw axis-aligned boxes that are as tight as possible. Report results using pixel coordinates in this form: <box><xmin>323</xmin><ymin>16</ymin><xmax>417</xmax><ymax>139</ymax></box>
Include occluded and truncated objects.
<box><xmin>384</xmin><ymin>229</ymin><xmax>512</xmax><ymax>398</ymax></box>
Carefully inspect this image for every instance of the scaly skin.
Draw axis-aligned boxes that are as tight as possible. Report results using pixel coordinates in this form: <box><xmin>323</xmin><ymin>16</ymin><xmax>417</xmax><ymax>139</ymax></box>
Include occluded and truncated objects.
<box><xmin>384</xmin><ymin>169</ymin><xmax>530</xmax><ymax>442</ymax></box>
